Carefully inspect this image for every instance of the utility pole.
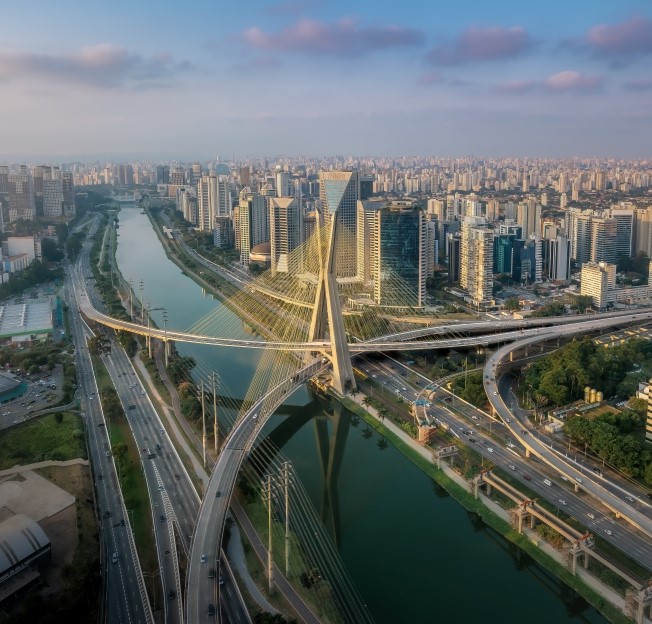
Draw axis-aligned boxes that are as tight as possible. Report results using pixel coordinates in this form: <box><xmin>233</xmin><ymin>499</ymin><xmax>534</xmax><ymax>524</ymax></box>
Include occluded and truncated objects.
<box><xmin>212</xmin><ymin>372</ymin><xmax>218</xmax><ymax>454</ymax></box>
<box><xmin>129</xmin><ymin>279</ymin><xmax>133</xmax><ymax>320</ymax></box>
<box><xmin>146</xmin><ymin>304</ymin><xmax>151</xmax><ymax>358</ymax></box>
<box><xmin>265</xmin><ymin>474</ymin><xmax>274</xmax><ymax>593</ymax></box>
<box><xmin>283</xmin><ymin>462</ymin><xmax>290</xmax><ymax>578</ymax></box>
<box><xmin>201</xmin><ymin>381</ymin><xmax>206</xmax><ymax>467</ymax></box>
<box><xmin>139</xmin><ymin>280</ymin><xmax>144</xmax><ymax>323</ymax></box>
<box><xmin>162</xmin><ymin>309</ymin><xmax>168</xmax><ymax>368</ymax></box>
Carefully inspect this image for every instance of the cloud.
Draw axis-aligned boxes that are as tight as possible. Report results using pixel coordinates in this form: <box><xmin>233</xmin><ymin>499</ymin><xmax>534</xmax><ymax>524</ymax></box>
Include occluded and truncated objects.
<box><xmin>624</xmin><ymin>78</ymin><xmax>652</xmax><ymax>91</ymax></box>
<box><xmin>0</xmin><ymin>43</ymin><xmax>189</xmax><ymax>89</ymax></box>
<box><xmin>241</xmin><ymin>18</ymin><xmax>425</xmax><ymax>57</ymax></box>
<box><xmin>585</xmin><ymin>15</ymin><xmax>652</xmax><ymax>62</ymax></box>
<box><xmin>426</xmin><ymin>25</ymin><xmax>533</xmax><ymax>66</ymax></box>
<box><xmin>416</xmin><ymin>71</ymin><xmax>445</xmax><ymax>86</ymax></box>
<box><xmin>544</xmin><ymin>70</ymin><xmax>603</xmax><ymax>93</ymax></box>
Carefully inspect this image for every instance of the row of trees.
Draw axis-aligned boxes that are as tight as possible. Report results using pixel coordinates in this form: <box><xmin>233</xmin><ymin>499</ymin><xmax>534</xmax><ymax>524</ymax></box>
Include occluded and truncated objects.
<box><xmin>522</xmin><ymin>337</ymin><xmax>652</xmax><ymax>407</ymax></box>
<box><xmin>450</xmin><ymin>371</ymin><xmax>487</xmax><ymax>408</ymax></box>
<box><xmin>565</xmin><ymin>412</ymin><xmax>652</xmax><ymax>483</ymax></box>
<box><xmin>0</xmin><ymin>260</ymin><xmax>63</xmax><ymax>298</ymax></box>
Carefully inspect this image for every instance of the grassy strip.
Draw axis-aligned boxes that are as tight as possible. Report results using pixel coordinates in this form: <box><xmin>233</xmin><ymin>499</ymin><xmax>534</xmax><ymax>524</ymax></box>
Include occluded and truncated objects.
<box><xmin>0</xmin><ymin>412</ymin><xmax>85</xmax><ymax>470</ymax></box>
<box><xmin>337</xmin><ymin>397</ymin><xmax>632</xmax><ymax>624</ymax></box>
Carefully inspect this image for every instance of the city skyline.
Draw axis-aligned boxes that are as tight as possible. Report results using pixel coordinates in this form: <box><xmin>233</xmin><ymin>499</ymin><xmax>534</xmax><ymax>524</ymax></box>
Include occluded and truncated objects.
<box><xmin>1</xmin><ymin>0</ymin><xmax>651</xmax><ymax>159</ymax></box>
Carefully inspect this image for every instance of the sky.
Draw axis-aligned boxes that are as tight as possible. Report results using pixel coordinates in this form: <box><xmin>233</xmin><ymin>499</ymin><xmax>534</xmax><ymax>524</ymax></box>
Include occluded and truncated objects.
<box><xmin>1</xmin><ymin>0</ymin><xmax>651</xmax><ymax>160</ymax></box>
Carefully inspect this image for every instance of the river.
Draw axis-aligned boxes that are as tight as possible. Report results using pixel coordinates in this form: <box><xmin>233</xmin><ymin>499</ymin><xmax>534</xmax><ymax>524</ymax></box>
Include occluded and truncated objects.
<box><xmin>115</xmin><ymin>206</ymin><xmax>607</xmax><ymax>624</ymax></box>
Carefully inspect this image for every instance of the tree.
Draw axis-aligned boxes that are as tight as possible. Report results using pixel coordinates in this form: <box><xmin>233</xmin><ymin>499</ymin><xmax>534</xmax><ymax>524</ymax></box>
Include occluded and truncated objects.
<box><xmin>41</xmin><ymin>238</ymin><xmax>64</xmax><ymax>262</ymax></box>
<box><xmin>54</xmin><ymin>412</ymin><xmax>64</xmax><ymax>424</ymax></box>
<box><xmin>571</xmin><ymin>295</ymin><xmax>593</xmax><ymax>314</ymax></box>
<box><xmin>504</xmin><ymin>297</ymin><xmax>521</xmax><ymax>311</ymax></box>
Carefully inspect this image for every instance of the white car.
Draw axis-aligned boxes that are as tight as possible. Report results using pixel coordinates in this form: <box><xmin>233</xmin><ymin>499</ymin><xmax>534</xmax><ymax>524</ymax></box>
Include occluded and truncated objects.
<box><xmin>487</xmin><ymin>447</ymin><xmax>494</xmax><ymax>453</ymax></box>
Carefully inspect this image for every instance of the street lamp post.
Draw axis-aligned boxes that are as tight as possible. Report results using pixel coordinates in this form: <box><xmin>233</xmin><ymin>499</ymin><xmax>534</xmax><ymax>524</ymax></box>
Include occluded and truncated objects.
<box><xmin>162</xmin><ymin>309</ymin><xmax>168</xmax><ymax>368</ymax></box>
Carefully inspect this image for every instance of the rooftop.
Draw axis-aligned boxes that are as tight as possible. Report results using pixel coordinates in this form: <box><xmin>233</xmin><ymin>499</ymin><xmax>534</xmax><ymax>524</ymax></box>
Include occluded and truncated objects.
<box><xmin>0</xmin><ymin>300</ymin><xmax>52</xmax><ymax>339</ymax></box>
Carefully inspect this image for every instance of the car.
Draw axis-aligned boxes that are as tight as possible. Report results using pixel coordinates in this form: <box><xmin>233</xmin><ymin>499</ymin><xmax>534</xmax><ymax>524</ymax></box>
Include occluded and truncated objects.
<box><xmin>647</xmin><ymin>493</ymin><xmax>652</xmax><ymax>500</ymax></box>
<box><xmin>104</xmin><ymin>511</ymin><xmax>111</xmax><ymax>518</ymax></box>
<box><xmin>98</xmin><ymin>422</ymin><xmax>105</xmax><ymax>427</ymax></box>
<box><xmin>604</xmin><ymin>529</ymin><xmax>613</xmax><ymax>536</ymax></box>
<box><xmin>471</xmin><ymin>415</ymin><xmax>479</xmax><ymax>421</ymax></box>
<box><xmin>160</xmin><ymin>428</ymin><xmax>165</xmax><ymax>434</ymax></box>
<box><xmin>506</xmin><ymin>442</ymin><xmax>515</xmax><ymax>448</ymax></box>
<box><xmin>208</xmin><ymin>568</ymin><xmax>215</xmax><ymax>579</ymax></box>
<box><xmin>505</xmin><ymin>418</ymin><xmax>511</xmax><ymax>423</ymax></box>
<box><xmin>493</xmin><ymin>391</ymin><xmax>498</xmax><ymax>396</ymax></box>
<box><xmin>487</xmin><ymin>447</ymin><xmax>494</xmax><ymax>453</ymax></box>
<box><xmin>208</xmin><ymin>604</ymin><xmax>215</xmax><ymax>616</ymax></box>
<box><xmin>155</xmin><ymin>444</ymin><xmax>161</xmax><ymax>450</ymax></box>
<box><xmin>444</xmin><ymin>397</ymin><xmax>452</xmax><ymax>403</ymax></box>
<box><xmin>168</xmin><ymin>589</ymin><xmax>175</xmax><ymax>600</ymax></box>
<box><xmin>175</xmin><ymin>474</ymin><xmax>180</xmax><ymax>480</ymax></box>
<box><xmin>158</xmin><ymin>485</ymin><xmax>164</xmax><ymax>491</ymax></box>
<box><xmin>112</xmin><ymin>552</ymin><xmax>118</xmax><ymax>564</ymax></box>
<box><xmin>558</xmin><ymin>499</ymin><xmax>567</xmax><ymax>506</ymax></box>
<box><xmin>587</xmin><ymin>513</ymin><xmax>596</xmax><ymax>520</ymax></box>
<box><xmin>160</xmin><ymin>515</ymin><xmax>166</xmax><ymax>522</ymax></box>
<box><xmin>625</xmin><ymin>496</ymin><xmax>635</xmax><ymax>503</ymax></box>
<box><xmin>523</xmin><ymin>475</ymin><xmax>531</xmax><ymax>481</ymax></box>
<box><xmin>252</xmin><ymin>413</ymin><xmax>258</xmax><ymax>420</ymax></box>
<box><xmin>216</xmin><ymin>490</ymin><xmax>221</xmax><ymax>497</ymax></box>
<box><xmin>219</xmin><ymin>577</ymin><xmax>224</xmax><ymax>586</ymax></box>
<box><xmin>98</xmin><ymin>474</ymin><xmax>103</xmax><ymax>480</ymax></box>
<box><xmin>508</xmin><ymin>465</ymin><xmax>516</xmax><ymax>471</ymax></box>
<box><xmin>521</xmin><ymin>430</ymin><xmax>528</xmax><ymax>435</ymax></box>
<box><xmin>468</xmin><ymin>438</ymin><xmax>476</xmax><ymax>443</ymax></box>
<box><xmin>201</xmin><ymin>554</ymin><xmax>207</xmax><ymax>563</ymax></box>
<box><xmin>141</xmin><ymin>391</ymin><xmax>146</xmax><ymax>395</ymax></box>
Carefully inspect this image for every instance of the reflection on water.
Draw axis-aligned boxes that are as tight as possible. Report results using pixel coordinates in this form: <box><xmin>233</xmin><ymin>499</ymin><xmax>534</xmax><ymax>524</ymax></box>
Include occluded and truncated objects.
<box><xmin>115</xmin><ymin>207</ymin><xmax>607</xmax><ymax>624</ymax></box>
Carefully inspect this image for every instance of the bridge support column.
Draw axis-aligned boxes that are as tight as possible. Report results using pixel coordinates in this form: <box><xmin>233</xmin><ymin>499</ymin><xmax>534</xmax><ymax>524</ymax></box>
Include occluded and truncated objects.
<box><xmin>530</xmin><ymin>515</ymin><xmax>536</xmax><ymax>529</ymax></box>
<box><xmin>509</xmin><ymin>351</ymin><xmax>514</xmax><ymax>362</ymax></box>
<box><xmin>525</xmin><ymin>448</ymin><xmax>531</xmax><ymax>458</ymax></box>
<box><xmin>574</xmin><ymin>483</ymin><xmax>580</xmax><ymax>493</ymax></box>
<box><xmin>308</xmin><ymin>218</ymin><xmax>355</xmax><ymax>396</ymax></box>
<box><xmin>584</xmin><ymin>551</ymin><xmax>590</xmax><ymax>569</ymax></box>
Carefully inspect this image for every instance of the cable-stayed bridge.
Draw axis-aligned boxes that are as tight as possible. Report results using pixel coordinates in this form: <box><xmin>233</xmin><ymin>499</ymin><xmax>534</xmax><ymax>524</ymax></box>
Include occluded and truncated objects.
<box><xmin>74</xmin><ymin>207</ymin><xmax>652</xmax><ymax>624</ymax></box>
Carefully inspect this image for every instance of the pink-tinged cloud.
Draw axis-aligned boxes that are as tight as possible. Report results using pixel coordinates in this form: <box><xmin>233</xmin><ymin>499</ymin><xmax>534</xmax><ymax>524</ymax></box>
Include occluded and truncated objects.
<box><xmin>544</xmin><ymin>70</ymin><xmax>602</xmax><ymax>93</ymax></box>
<box><xmin>624</xmin><ymin>78</ymin><xmax>652</xmax><ymax>91</ymax></box>
<box><xmin>0</xmin><ymin>43</ymin><xmax>188</xmax><ymax>88</ymax></box>
<box><xmin>586</xmin><ymin>15</ymin><xmax>652</xmax><ymax>60</ymax></box>
<box><xmin>427</xmin><ymin>25</ymin><xmax>533</xmax><ymax>65</ymax></box>
<box><xmin>242</xmin><ymin>18</ymin><xmax>425</xmax><ymax>56</ymax></box>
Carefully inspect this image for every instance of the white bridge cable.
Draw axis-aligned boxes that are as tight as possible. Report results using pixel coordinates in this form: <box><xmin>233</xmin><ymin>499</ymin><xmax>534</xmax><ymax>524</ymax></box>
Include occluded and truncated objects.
<box><xmin>241</xmin><ymin>439</ymin><xmax>374</xmax><ymax>624</ymax></box>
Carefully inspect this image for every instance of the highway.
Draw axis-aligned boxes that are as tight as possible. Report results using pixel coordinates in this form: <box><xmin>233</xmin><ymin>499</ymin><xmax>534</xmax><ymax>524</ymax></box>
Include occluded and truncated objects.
<box><xmin>187</xmin><ymin>361</ymin><xmax>325</xmax><ymax>624</ymax></box>
<box><xmin>357</xmin><ymin>355</ymin><xmax>652</xmax><ymax>571</ymax></box>
<box><xmin>71</xmin><ymin>220</ymin><xmax>251</xmax><ymax>623</ymax></box>
<box><xmin>64</xmin><ymin>263</ymin><xmax>153</xmax><ymax>624</ymax></box>
<box><xmin>483</xmin><ymin>323</ymin><xmax>652</xmax><ymax>542</ymax></box>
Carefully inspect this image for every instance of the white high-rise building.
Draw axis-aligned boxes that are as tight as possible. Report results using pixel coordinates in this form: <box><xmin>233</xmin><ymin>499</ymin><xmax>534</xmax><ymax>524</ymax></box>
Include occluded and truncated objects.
<box><xmin>581</xmin><ymin>262</ymin><xmax>616</xmax><ymax>310</ymax></box>
<box><xmin>269</xmin><ymin>197</ymin><xmax>301</xmax><ymax>274</ymax></box>
<box><xmin>239</xmin><ymin>190</ymin><xmax>269</xmax><ymax>265</ymax></box>
<box><xmin>43</xmin><ymin>178</ymin><xmax>64</xmax><ymax>218</ymax></box>
<box><xmin>460</xmin><ymin>216</ymin><xmax>494</xmax><ymax>307</ymax></box>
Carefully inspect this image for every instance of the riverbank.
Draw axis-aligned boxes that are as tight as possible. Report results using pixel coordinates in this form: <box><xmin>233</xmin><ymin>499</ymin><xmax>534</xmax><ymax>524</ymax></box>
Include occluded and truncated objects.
<box><xmin>334</xmin><ymin>391</ymin><xmax>637</xmax><ymax>624</ymax></box>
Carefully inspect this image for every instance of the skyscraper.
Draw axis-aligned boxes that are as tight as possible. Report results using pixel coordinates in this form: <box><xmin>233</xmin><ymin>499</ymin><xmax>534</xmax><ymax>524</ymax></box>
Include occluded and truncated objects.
<box><xmin>269</xmin><ymin>197</ymin><xmax>301</xmax><ymax>274</ymax></box>
<box><xmin>371</xmin><ymin>203</ymin><xmax>425</xmax><ymax>308</ymax></box>
<box><xmin>239</xmin><ymin>190</ymin><xmax>269</xmax><ymax>265</ymax></box>
<box><xmin>7</xmin><ymin>171</ymin><xmax>35</xmax><ymax>222</ymax></box>
<box><xmin>461</xmin><ymin>216</ymin><xmax>494</xmax><ymax>307</ymax></box>
<box><xmin>319</xmin><ymin>171</ymin><xmax>359</xmax><ymax>278</ymax></box>
<box><xmin>590</xmin><ymin>217</ymin><xmax>618</xmax><ymax>264</ymax></box>
<box><xmin>61</xmin><ymin>172</ymin><xmax>75</xmax><ymax>218</ymax></box>
<box><xmin>43</xmin><ymin>178</ymin><xmax>63</xmax><ymax>218</ymax></box>
<box><xmin>607</xmin><ymin>207</ymin><xmax>634</xmax><ymax>260</ymax></box>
